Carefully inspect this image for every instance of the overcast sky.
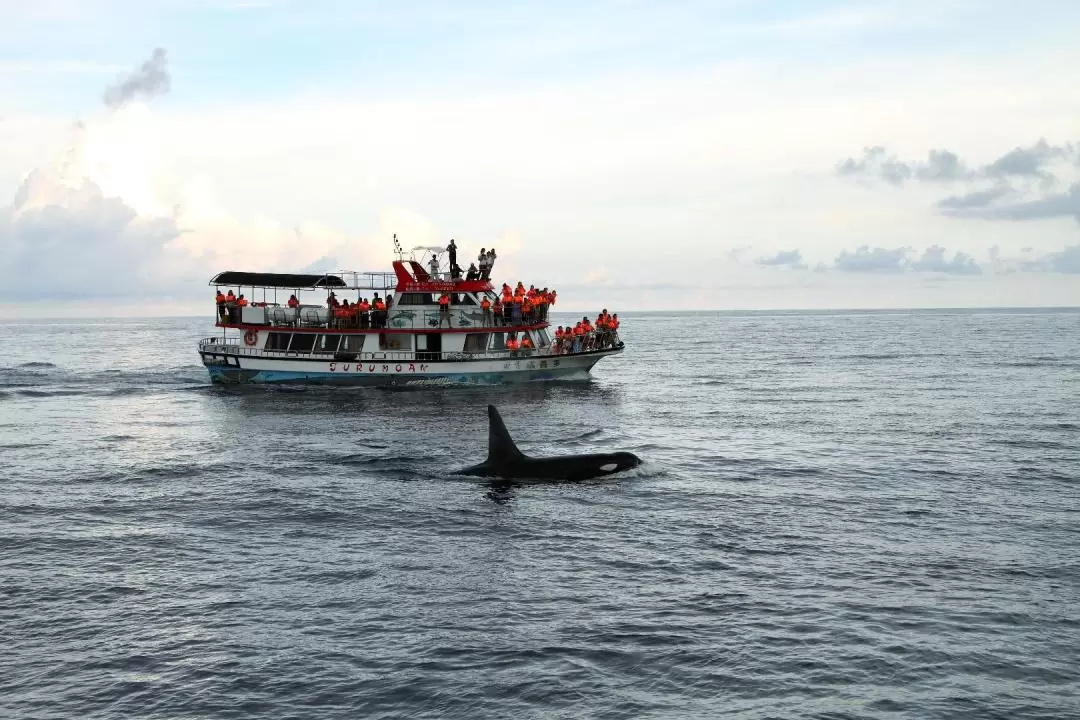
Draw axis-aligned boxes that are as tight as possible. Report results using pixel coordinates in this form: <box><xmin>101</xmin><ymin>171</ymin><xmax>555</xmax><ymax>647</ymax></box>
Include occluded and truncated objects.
<box><xmin>1</xmin><ymin>0</ymin><xmax>1078</xmax><ymax>314</ymax></box>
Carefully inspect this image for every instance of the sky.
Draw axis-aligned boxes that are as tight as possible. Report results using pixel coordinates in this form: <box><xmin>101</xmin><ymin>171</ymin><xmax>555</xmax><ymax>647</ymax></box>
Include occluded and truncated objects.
<box><xmin>1</xmin><ymin>0</ymin><xmax>1078</xmax><ymax>314</ymax></box>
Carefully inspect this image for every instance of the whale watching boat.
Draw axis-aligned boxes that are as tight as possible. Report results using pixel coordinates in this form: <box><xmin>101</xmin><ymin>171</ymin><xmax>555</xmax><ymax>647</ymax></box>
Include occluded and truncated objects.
<box><xmin>197</xmin><ymin>242</ymin><xmax>624</xmax><ymax>386</ymax></box>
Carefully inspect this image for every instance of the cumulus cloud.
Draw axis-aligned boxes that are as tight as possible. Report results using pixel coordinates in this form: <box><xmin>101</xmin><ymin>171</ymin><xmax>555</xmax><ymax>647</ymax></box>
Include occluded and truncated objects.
<box><xmin>757</xmin><ymin>249</ymin><xmax>807</xmax><ymax>269</ymax></box>
<box><xmin>0</xmin><ymin>169</ymin><xmax>182</xmax><ymax>299</ymax></box>
<box><xmin>837</xmin><ymin>139</ymin><xmax>1077</xmax><ymax>188</ymax></box>
<box><xmin>936</xmin><ymin>186</ymin><xmax>1014</xmax><ymax>210</ymax></box>
<box><xmin>984</xmin><ymin>139</ymin><xmax>1075</xmax><ymax>181</ymax></box>
<box><xmin>910</xmin><ymin>245</ymin><xmax>982</xmax><ymax>275</ymax></box>
<box><xmin>833</xmin><ymin>245</ymin><xmax>910</xmax><ymax>272</ymax></box>
<box><xmin>1044</xmin><ymin>244</ymin><xmax>1080</xmax><ymax>273</ymax></box>
<box><xmin>836</xmin><ymin>146</ymin><xmax>971</xmax><ymax>185</ymax></box>
<box><xmin>103</xmin><ymin>48</ymin><xmax>170</xmax><ymax>108</ymax></box>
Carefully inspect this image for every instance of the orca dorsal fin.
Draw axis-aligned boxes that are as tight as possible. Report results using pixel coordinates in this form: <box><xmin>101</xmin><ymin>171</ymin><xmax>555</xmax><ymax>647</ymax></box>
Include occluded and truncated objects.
<box><xmin>487</xmin><ymin>405</ymin><xmax>525</xmax><ymax>465</ymax></box>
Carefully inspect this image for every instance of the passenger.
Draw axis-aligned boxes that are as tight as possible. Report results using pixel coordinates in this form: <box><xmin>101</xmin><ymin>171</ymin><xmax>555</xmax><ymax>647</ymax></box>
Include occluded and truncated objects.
<box><xmin>438</xmin><ymin>292</ymin><xmax>451</xmax><ymax>328</ymax></box>
<box><xmin>478</xmin><ymin>248</ymin><xmax>487</xmax><ymax>279</ymax></box>
<box><xmin>428</xmin><ymin>255</ymin><xmax>440</xmax><ymax>280</ymax></box>
<box><xmin>505</xmin><ymin>334</ymin><xmax>519</xmax><ymax>352</ymax></box>
<box><xmin>510</xmin><ymin>294</ymin><xmax>522</xmax><ymax>326</ymax></box>
<box><xmin>358</xmin><ymin>298</ymin><xmax>371</xmax><ymax>329</ymax></box>
<box><xmin>482</xmin><ymin>248</ymin><xmax>496</xmax><ymax>280</ymax></box>
<box><xmin>480</xmin><ymin>295</ymin><xmax>493</xmax><ymax>326</ymax></box>
<box><xmin>287</xmin><ymin>294</ymin><xmax>299</xmax><ymax>308</ymax></box>
<box><xmin>374</xmin><ymin>296</ymin><xmax>387</xmax><ymax>328</ymax></box>
<box><xmin>573</xmin><ymin>321</ymin><xmax>585</xmax><ymax>353</ymax></box>
<box><xmin>554</xmin><ymin>326</ymin><xmax>564</xmax><ymax>353</ymax></box>
<box><xmin>215</xmin><ymin>290</ymin><xmax>227</xmax><ymax>322</ymax></box>
<box><xmin>466</xmin><ymin>263</ymin><xmax>479</xmax><ymax>281</ymax></box>
<box><xmin>521</xmin><ymin>295</ymin><xmax>533</xmax><ymax>325</ymax></box>
<box><xmin>492</xmin><ymin>298</ymin><xmax>504</xmax><ymax>326</ymax></box>
<box><xmin>327</xmin><ymin>292</ymin><xmax>339</xmax><ymax>308</ymax></box>
<box><xmin>520</xmin><ymin>335</ymin><xmax>534</xmax><ymax>350</ymax></box>
<box><xmin>447</xmin><ymin>238</ymin><xmax>458</xmax><ymax>272</ymax></box>
<box><xmin>236</xmin><ymin>294</ymin><xmax>248</xmax><ymax>307</ymax></box>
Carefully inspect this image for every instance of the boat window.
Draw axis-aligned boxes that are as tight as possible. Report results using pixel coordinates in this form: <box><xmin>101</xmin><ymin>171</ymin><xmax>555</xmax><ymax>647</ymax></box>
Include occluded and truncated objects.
<box><xmin>398</xmin><ymin>293</ymin><xmax>438</xmax><ymax>305</ymax></box>
<box><xmin>489</xmin><ymin>332</ymin><xmax>506</xmax><ymax>350</ymax></box>
<box><xmin>314</xmin><ymin>334</ymin><xmax>340</xmax><ymax>353</ymax></box>
<box><xmin>289</xmin><ymin>333</ymin><xmax>317</xmax><ymax>353</ymax></box>
<box><xmin>266</xmin><ymin>332</ymin><xmax>291</xmax><ymax>351</ymax></box>
<box><xmin>340</xmin><ymin>335</ymin><xmax>364</xmax><ymax>352</ymax></box>
<box><xmin>379</xmin><ymin>334</ymin><xmax>410</xmax><ymax>351</ymax></box>
<box><xmin>463</xmin><ymin>333</ymin><xmax>490</xmax><ymax>353</ymax></box>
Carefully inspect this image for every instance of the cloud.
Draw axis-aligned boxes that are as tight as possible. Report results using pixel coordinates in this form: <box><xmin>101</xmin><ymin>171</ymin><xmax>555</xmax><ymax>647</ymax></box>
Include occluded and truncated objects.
<box><xmin>984</xmin><ymin>139</ymin><xmax>1076</xmax><ymax>181</ymax></box>
<box><xmin>1044</xmin><ymin>244</ymin><xmax>1080</xmax><ymax>273</ymax></box>
<box><xmin>757</xmin><ymin>249</ymin><xmax>807</xmax><ymax>269</ymax></box>
<box><xmin>0</xmin><ymin>169</ymin><xmax>182</xmax><ymax>300</ymax></box>
<box><xmin>978</xmin><ymin>182</ymin><xmax>1080</xmax><ymax>223</ymax></box>
<box><xmin>835</xmin><ymin>146</ymin><xmax>971</xmax><ymax>186</ymax></box>
<box><xmin>833</xmin><ymin>245</ymin><xmax>910</xmax><ymax>272</ymax></box>
<box><xmin>910</xmin><ymin>245</ymin><xmax>982</xmax><ymax>275</ymax></box>
<box><xmin>936</xmin><ymin>186</ymin><xmax>1014</xmax><ymax>210</ymax></box>
<box><xmin>103</xmin><ymin>48</ymin><xmax>170</xmax><ymax>108</ymax></box>
<box><xmin>837</xmin><ymin>138</ymin><xmax>1077</xmax><ymax>189</ymax></box>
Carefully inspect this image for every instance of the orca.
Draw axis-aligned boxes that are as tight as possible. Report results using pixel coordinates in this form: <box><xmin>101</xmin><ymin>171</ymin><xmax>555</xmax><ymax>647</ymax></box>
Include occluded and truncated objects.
<box><xmin>457</xmin><ymin>405</ymin><xmax>642</xmax><ymax>482</ymax></box>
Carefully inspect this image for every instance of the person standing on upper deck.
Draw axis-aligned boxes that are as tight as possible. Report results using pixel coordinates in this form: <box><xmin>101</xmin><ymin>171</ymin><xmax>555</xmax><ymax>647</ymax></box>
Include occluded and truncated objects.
<box><xmin>428</xmin><ymin>254</ymin><xmax>440</xmax><ymax>280</ymax></box>
<box><xmin>447</xmin><ymin>239</ymin><xmax>458</xmax><ymax>273</ymax></box>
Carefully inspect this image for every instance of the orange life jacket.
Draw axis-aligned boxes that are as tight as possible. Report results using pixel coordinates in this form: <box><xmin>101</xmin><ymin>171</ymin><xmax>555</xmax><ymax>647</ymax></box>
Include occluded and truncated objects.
<box><xmin>226</xmin><ymin>292</ymin><xmax>236</xmax><ymax>302</ymax></box>
<box><xmin>215</xmin><ymin>292</ymin><xmax>226</xmax><ymax>304</ymax></box>
<box><xmin>521</xmin><ymin>337</ymin><xmax>534</xmax><ymax>349</ymax></box>
<box><xmin>505</xmin><ymin>338</ymin><xmax>518</xmax><ymax>350</ymax></box>
<box><xmin>375</xmin><ymin>300</ymin><xmax>386</xmax><ymax>311</ymax></box>
<box><xmin>438</xmin><ymin>293</ymin><xmax>450</xmax><ymax>308</ymax></box>
<box><xmin>237</xmin><ymin>298</ymin><xmax>248</xmax><ymax>307</ymax></box>
<box><xmin>480</xmin><ymin>298</ymin><xmax>491</xmax><ymax>310</ymax></box>
<box><xmin>574</xmin><ymin>324</ymin><xmax>585</xmax><ymax>336</ymax></box>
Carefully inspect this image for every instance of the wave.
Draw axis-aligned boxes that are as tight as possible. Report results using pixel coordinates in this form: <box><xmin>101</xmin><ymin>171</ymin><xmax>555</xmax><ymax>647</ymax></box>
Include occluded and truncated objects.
<box><xmin>16</xmin><ymin>361</ymin><xmax>57</xmax><ymax>369</ymax></box>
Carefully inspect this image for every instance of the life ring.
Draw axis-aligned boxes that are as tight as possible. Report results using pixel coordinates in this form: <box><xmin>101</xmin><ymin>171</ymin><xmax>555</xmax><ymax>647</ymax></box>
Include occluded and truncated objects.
<box><xmin>244</xmin><ymin>329</ymin><xmax>258</xmax><ymax>346</ymax></box>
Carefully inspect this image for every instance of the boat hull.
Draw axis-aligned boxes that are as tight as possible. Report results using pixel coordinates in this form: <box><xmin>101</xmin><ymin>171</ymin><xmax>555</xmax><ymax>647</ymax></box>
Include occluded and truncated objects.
<box><xmin>200</xmin><ymin>347</ymin><xmax>620</xmax><ymax>386</ymax></box>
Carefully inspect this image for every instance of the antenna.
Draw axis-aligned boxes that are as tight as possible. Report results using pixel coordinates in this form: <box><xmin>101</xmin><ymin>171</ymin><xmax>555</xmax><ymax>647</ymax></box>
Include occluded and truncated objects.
<box><xmin>392</xmin><ymin>233</ymin><xmax>404</xmax><ymax>261</ymax></box>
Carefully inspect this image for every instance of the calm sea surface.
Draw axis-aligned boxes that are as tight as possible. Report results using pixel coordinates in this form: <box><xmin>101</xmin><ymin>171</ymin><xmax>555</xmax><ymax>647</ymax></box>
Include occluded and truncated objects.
<box><xmin>2</xmin><ymin>309</ymin><xmax>1079</xmax><ymax>719</ymax></box>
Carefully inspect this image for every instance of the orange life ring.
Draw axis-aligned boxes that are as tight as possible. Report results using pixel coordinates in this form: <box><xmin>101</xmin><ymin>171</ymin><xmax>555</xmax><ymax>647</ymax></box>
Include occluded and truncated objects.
<box><xmin>244</xmin><ymin>329</ymin><xmax>258</xmax><ymax>346</ymax></box>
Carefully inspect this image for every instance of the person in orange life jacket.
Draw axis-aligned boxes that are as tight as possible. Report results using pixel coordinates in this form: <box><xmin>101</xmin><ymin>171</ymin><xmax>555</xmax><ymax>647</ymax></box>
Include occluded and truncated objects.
<box><xmin>236</xmin><ymin>295</ymin><xmax>248</xmax><ymax>307</ymax></box>
<box><xmin>226</xmin><ymin>290</ymin><xmax>236</xmax><ymax>303</ymax></box>
<box><xmin>287</xmin><ymin>294</ymin><xmax>299</xmax><ymax>308</ymax></box>
<box><xmin>553</xmin><ymin>326</ymin><xmax>564</xmax><ymax>353</ymax></box>
<box><xmin>571</xmin><ymin>322</ymin><xmax>584</xmax><ymax>353</ymax></box>
<box><xmin>357</xmin><ymin>298</ymin><xmax>370</xmax><ymax>329</ymax></box>
<box><xmin>215</xmin><ymin>290</ymin><xmax>227</xmax><ymax>322</ymax></box>
<box><xmin>521</xmin><ymin>295</ymin><xmax>534</xmax><ymax>325</ymax></box>
<box><xmin>509</xmin><ymin>294</ymin><xmax>522</xmax><ymax>326</ymax></box>
<box><xmin>492</xmin><ymin>298</ymin><xmax>504</xmax><ymax>326</ymax></box>
<box><xmin>520</xmin><ymin>334</ymin><xmax>534</xmax><ymax>350</ymax></box>
<box><xmin>374</xmin><ymin>297</ymin><xmax>387</xmax><ymax>328</ymax></box>
<box><xmin>505</xmin><ymin>334</ymin><xmax>518</xmax><ymax>351</ymax></box>
<box><xmin>438</xmin><ymin>292</ymin><xmax>451</xmax><ymax>327</ymax></box>
<box><xmin>480</xmin><ymin>296</ymin><xmax>493</xmax><ymax>325</ymax></box>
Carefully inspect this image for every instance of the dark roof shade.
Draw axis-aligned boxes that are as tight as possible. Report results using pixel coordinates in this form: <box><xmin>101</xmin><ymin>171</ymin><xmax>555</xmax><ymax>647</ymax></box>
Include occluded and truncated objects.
<box><xmin>209</xmin><ymin>271</ymin><xmax>348</xmax><ymax>289</ymax></box>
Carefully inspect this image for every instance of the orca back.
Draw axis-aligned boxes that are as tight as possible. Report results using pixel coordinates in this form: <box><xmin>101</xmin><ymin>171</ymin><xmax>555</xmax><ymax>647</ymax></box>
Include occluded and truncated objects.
<box><xmin>487</xmin><ymin>405</ymin><xmax>525</xmax><ymax>466</ymax></box>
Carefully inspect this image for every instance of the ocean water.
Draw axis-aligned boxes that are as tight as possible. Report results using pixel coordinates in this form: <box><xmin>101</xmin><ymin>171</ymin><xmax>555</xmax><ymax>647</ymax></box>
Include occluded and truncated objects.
<box><xmin>1</xmin><ymin>309</ymin><xmax>1078</xmax><ymax>719</ymax></box>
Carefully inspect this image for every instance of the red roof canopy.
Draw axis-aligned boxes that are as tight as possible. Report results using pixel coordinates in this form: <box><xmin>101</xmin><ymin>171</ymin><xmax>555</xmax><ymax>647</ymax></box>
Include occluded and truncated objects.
<box><xmin>392</xmin><ymin>260</ymin><xmax>493</xmax><ymax>294</ymax></box>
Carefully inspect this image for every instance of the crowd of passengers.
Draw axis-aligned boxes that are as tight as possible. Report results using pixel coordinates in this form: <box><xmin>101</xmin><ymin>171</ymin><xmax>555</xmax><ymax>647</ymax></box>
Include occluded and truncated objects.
<box><xmin>323</xmin><ymin>292</ymin><xmax>391</xmax><ymax>329</ymax></box>
<box><xmin>553</xmin><ymin>310</ymin><xmax>621</xmax><ymax>353</ymax></box>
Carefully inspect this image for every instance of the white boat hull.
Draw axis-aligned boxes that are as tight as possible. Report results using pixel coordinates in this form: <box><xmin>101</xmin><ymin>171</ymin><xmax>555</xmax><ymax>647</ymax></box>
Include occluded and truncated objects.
<box><xmin>199</xmin><ymin>346</ymin><xmax>621</xmax><ymax>386</ymax></box>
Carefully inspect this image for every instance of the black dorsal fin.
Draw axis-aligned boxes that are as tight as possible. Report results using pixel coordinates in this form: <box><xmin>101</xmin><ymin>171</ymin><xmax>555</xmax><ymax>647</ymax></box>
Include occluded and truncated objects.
<box><xmin>487</xmin><ymin>405</ymin><xmax>525</xmax><ymax>465</ymax></box>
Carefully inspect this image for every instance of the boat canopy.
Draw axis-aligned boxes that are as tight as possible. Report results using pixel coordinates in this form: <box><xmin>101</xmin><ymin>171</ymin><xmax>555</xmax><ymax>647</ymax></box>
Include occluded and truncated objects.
<box><xmin>209</xmin><ymin>271</ymin><xmax>349</xmax><ymax>289</ymax></box>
